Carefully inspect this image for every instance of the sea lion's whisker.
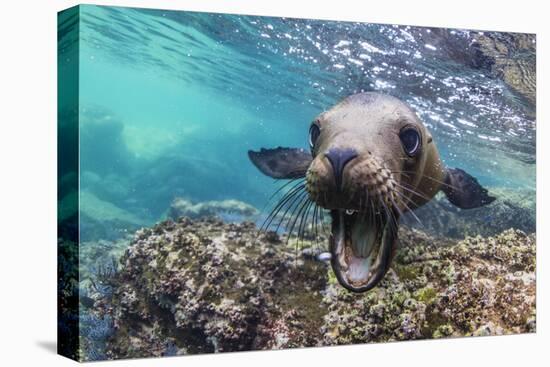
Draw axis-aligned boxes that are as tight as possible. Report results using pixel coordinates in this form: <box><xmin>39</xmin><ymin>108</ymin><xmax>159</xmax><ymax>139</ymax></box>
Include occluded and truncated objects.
<box><xmin>261</xmin><ymin>186</ymin><xmax>304</xmax><ymax>233</ymax></box>
<box><xmin>286</xmin><ymin>195</ymin><xmax>312</xmax><ymax>248</ymax></box>
<box><xmin>261</xmin><ymin>184</ymin><xmax>306</xmax><ymax>233</ymax></box>
<box><xmin>298</xmin><ymin>200</ymin><xmax>314</xmax><ymax>247</ymax></box>
<box><xmin>389</xmin><ymin>167</ymin><xmax>459</xmax><ymax>199</ymax></box>
<box><xmin>393</xmin><ymin>181</ymin><xmax>432</xmax><ymax>202</ymax></box>
<box><xmin>284</xmin><ymin>168</ymin><xmax>311</xmax><ymax>179</ymax></box>
<box><xmin>256</xmin><ymin>178</ymin><xmax>305</xmax><ymax>223</ymax></box>
<box><xmin>307</xmin><ymin>204</ymin><xmax>320</xmax><ymax>251</ymax></box>
<box><xmin>268</xmin><ymin>177</ymin><xmax>304</xmax><ymax>201</ymax></box>
<box><xmin>379</xmin><ymin>196</ymin><xmax>399</xmax><ymax>230</ymax></box>
<box><xmin>284</xmin><ymin>192</ymin><xmax>309</xmax><ymax>234</ymax></box>
<box><xmin>283</xmin><ymin>193</ymin><xmax>308</xmax><ymax>241</ymax></box>
<box><xmin>389</xmin><ymin>170</ymin><xmax>413</xmax><ymax>180</ymax></box>
<box><xmin>392</xmin><ymin>169</ymin><xmax>460</xmax><ymax>191</ymax></box>
<box><xmin>419</xmin><ymin>174</ymin><xmax>460</xmax><ymax>191</ymax></box>
<box><xmin>314</xmin><ymin>205</ymin><xmax>324</xmax><ymax>252</ymax></box>
<box><xmin>391</xmin><ymin>189</ymin><xmax>422</xmax><ymax>222</ymax></box>
<box><xmin>318</xmin><ymin>207</ymin><xmax>328</xmax><ymax>237</ymax></box>
<box><xmin>394</xmin><ymin>193</ymin><xmax>423</xmax><ymax>225</ymax></box>
<box><xmin>390</xmin><ymin>196</ymin><xmax>404</xmax><ymax>218</ymax></box>
<box><xmin>261</xmin><ymin>180</ymin><xmax>305</xmax><ymax>225</ymax></box>
<box><xmin>297</xmin><ymin>200</ymin><xmax>310</xmax><ymax>244</ymax></box>
<box><xmin>312</xmin><ymin>204</ymin><xmax>319</xmax><ymax>252</ymax></box>
<box><xmin>391</xmin><ymin>187</ymin><xmax>416</xmax><ymax>207</ymax></box>
<box><xmin>258</xmin><ymin>178</ymin><xmax>305</xmax><ymax>235</ymax></box>
<box><xmin>274</xmin><ymin>190</ymin><xmax>308</xmax><ymax>234</ymax></box>
<box><xmin>320</xmin><ymin>207</ymin><xmax>332</xmax><ymax>237</ymax></box>
<box><xmin>285</xmin><ymin>193</ymin><xmax>311</xmax><ymax>265</ymax></box>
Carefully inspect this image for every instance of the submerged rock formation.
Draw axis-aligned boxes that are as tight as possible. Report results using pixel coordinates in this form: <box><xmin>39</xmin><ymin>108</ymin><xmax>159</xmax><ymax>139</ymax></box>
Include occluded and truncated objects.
<box><xmin>471</xmin><ymin>33</ymin><xmax>536</xmax><ymax>112</ymax></box>
<box><xmin>404</xmin><ymin>187</ymin><xmax>536</xmax><ymax>238</ymax></box>
<box><xmin>91</xmin><ymin>217</ymin><xmax>535</xmax><ymax>359</ymax></box>
<box><xmin>77</xmin><ymin>190</ymin><xmax>147</xmax><ymax>241</ymax></box>
<box><xmin>322</xmin><ymin>227</ymin><xmax>535</xmax><ymax>344</ymax></box>
<box><xmin>167</xmin><ymin>197</ymin><xmax>259</xmax><ymax>221</ymax></box>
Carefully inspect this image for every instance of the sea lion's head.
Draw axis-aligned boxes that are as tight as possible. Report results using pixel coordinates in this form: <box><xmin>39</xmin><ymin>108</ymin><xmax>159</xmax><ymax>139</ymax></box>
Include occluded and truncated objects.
<box><xmin>249</xmin><ymin>92</ymin><xmax>447</xmax><ymax>292</ymax></box>
<box><xmin>305</xmin><ymin>92</ymin><xmax>439</xmax><ymax>292</ymax></box>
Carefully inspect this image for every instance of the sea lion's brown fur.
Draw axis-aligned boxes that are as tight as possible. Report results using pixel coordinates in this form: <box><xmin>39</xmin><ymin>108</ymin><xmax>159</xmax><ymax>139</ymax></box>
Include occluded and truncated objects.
<box><xmin>306</xmin><ymin>92</ymin><xmax>445</xmax><ymax>212</ymax></box>
<box><xmin>249</xmin><ymin>92</ymin><xmax>495</xmax><ymax>292</ymax></box>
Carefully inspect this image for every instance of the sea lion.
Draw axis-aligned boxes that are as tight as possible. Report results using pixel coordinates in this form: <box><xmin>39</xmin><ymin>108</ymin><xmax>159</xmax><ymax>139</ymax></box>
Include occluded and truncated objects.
<box><xmin>248</xmin><ymin>92</ymin><xmax>495</xmax><ymax>293</ymax></box>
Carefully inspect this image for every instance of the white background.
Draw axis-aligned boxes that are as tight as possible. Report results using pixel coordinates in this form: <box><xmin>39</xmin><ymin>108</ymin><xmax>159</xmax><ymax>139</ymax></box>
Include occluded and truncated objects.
<box><xmin>0</xmin><ymin>0</ymin><xmax>546</xmax><ymax>366</ymax></box>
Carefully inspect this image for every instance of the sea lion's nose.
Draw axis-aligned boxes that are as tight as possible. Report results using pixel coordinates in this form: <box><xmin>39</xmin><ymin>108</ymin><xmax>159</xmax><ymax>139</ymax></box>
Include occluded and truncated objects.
<box><xmin>325</xmin><ymin>148</ymin><xmax>358</xmax><ymax>190</ymax></box>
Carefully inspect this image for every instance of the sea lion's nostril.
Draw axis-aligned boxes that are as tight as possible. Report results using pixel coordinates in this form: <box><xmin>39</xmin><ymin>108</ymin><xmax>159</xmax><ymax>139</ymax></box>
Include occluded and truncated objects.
<box><xmin>325</xmin><ymin>148</ymin><xmax>358</xmax><ymax>190</ymax></box>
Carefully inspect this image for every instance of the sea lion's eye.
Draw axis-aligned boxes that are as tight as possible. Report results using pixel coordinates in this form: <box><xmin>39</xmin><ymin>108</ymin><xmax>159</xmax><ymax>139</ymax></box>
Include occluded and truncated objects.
<box><xmin>309</xmin><ymin>124</ymin><xmax>321</xmax><ymax>151</ymax></box>
<box><xmin>399</xmin><ymin>127</ymin><xmax>421</xmax><ymax>157</ymax></box>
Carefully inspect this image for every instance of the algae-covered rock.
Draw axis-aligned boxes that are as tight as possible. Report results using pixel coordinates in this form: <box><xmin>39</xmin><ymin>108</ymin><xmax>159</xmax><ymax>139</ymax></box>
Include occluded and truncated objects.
<box><xmin>167</xmin><ymin>197</ymin><xmax>259</xmax><ymax>222</ymax></box>
<box><xmin>94</xmin><ymin>218</ymin><xmax>535</xmax><ymax>359</ymax></box>
<box><xmin>471</xmin><ymin>33</ymin><xmax>536</xmax><ymax>112</ymax></box>
<box><xmin>77</xmin><ymin>190</ymin><xmax>147</xmax><ymax>241</ymax></box>
<box><xmin>322</xmin><ymin>228</ymin><xmax>535</xmax><ymax>344</ymax></box>
<box><xmin>404</xmin><ymin>187</ymin><xmax>535</xmax><ymax>239</ymax></box>
<box><xmin>102</xmin><ymin>218</ymin><xmax>327</xmax><ymax>359</ymax></box>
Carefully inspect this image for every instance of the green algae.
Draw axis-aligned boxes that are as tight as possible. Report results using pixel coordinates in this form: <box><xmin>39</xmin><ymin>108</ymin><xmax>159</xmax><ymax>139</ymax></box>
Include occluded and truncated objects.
<box><xmin>415</xmin><ymin>287</ymin><xmax>437</xmax><ymax>304</ymax></box>
<box><xmin>394</xmin><ymin>264</ymin><xmax>421</xmax><ymax>281</ymax></box>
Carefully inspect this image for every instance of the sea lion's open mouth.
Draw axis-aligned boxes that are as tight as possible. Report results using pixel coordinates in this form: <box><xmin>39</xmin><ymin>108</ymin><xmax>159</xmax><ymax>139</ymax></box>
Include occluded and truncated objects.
<box><xmin>329</xmin><ymin>208</ymin><xmax>398</xmax><ymax>293</ymax></box>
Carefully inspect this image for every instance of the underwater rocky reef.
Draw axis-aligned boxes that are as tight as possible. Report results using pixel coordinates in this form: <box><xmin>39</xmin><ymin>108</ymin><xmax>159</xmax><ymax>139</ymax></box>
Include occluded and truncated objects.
<box><xmin>167</xmin><ymin>197</ymin><xmax>259</xmax><ymax>221</ymax></box>
<box><xmin>403</xmin><ymin>187</ymin><xmax>535</xmax><ymax>238</ymax></box>
<box><xmin>81</xmin><ymin>213</ymin><xmax>535</xmax><ymax>360</ymax></box>
<box><xmin>471</xmin><ymin>32</ymin><xmax>536</xmax><ymax>114</ymax></box>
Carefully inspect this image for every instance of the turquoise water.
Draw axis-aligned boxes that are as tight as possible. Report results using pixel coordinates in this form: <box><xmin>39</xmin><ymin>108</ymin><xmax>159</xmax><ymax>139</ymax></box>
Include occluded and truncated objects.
<box><xmin>59</xmin><ymin>5</ymin><xmax>535</xmax><ymax>238</ymax></box>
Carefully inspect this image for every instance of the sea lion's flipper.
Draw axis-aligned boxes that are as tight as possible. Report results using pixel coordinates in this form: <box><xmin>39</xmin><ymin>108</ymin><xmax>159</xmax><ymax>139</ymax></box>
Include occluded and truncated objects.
<box><xmin>248</xmin><ymin>147</ymin><xmax>312</xmax><ymax>179</ymax></box>
<box><xmin>442</xmin><ymin>168</ymin><xmax>496</xmax><ymax>209</ymax></box>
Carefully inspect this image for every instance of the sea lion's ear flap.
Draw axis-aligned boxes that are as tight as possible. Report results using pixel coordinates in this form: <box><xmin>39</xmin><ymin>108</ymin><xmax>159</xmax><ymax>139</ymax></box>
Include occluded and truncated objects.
<box><xmin>442</xmin><ymin>168</ymin><xmax>496</xmax><ymax>209</ymax></box>
<box><xmin>248</xmin><ymin>147</ymin><xmax>312</xmax><ymax>179</ymax></box>
<box><xmin>426</xmin><ymin>131</ymin><xmax>433</xmax><ymax>144</ymax></box>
